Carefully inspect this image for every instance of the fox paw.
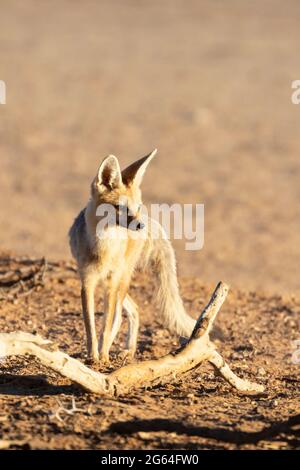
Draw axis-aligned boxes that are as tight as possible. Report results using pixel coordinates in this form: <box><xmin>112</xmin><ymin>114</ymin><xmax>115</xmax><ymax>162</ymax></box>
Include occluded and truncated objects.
<box><xmin>119</xmin><ymin>349</ymin><xmax>135</xmax><ymax>364</ymax></box>
<box><xmin>99</xmin><ymin>353</ymin><xmax>110</xmax><ymax>365</ymax></box>
<box><xmin>86</xmin><ymin>356</ymin><xmax>100</xmax><ymax>366</ymax></box>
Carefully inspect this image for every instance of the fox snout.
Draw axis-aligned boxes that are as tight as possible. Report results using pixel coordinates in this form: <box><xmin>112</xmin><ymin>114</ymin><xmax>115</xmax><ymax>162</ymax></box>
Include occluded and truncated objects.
<box><xmin>118</xmin><ymin>214</ymin><xmax>145</xmax><ymax>231</ymax></box>
<box><xmin>130</xmin><ymin>219</ymin><xmax>145</xmax><ymax>231</ymax></box>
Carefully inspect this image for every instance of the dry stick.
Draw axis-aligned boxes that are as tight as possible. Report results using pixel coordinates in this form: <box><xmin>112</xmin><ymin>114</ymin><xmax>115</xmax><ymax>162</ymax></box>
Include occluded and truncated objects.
<box><xmin>108</xmin><ymin>282</ymin><xmax>230</xmax><ymax>394</ymax></box>
<box><xmin>208</xmin><ymin>350</ymin><xmax>265</xmax><ymax>394</ymax></box>
<box><xmin>0</xmin><ymin>332</ymin><xmax>109</xmax><ymax>394</ymax></box>
<box><xmin>0</xmin><ymin>282</ymin><xmax>264</xmax><ymax>396</ymax></box>
<box><xmin>0</xmin><ymin>258</ymin><xmax>47</xmax><ymax>301</ymax></box>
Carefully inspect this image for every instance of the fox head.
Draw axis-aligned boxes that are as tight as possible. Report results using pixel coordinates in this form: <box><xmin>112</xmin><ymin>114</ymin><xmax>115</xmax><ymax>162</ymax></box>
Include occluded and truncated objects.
<box><xmin>91</xmin><ymin>149</ymin><xmax>157</xmax><ymax>231</ymax></box>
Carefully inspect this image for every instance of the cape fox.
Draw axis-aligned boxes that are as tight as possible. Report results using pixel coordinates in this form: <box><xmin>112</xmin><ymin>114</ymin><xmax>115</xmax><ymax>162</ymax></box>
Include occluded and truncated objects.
<box><xmin>69</xmin><ymin>150</ymin><xmax>196</xmax><ymax>363</ymax></box>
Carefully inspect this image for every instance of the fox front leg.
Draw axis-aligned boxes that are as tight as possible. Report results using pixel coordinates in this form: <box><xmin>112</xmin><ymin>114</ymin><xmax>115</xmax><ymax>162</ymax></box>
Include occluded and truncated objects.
<box><xmin>98</xmin><ymin>287</ymin><xmax>118</xmax><ymax>363</ymax></box>
<box><xmin>106</xmin><ymin>293</ymin><xmax>123</xmax><ymax>352</ymax></box>
<box><xmin>81</xmin><ymin>277</ymin><xmax>99</xmax><ymax>362</ymax></box>
<box><xmin>106</xmin><ymin>294</ymin><xmax>137</xmax><ymax>362</ymax></box>
<box><xmin>123</xmin><ymin>294</ymin><xmax>139</xmax><ymax>360</ymax></box>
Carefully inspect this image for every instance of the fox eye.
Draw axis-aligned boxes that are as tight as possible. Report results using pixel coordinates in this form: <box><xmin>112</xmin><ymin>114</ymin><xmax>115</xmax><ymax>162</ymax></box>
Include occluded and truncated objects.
<box><xmin>115</xmin><ymin>204</ymin><xmax>128</xmax><ymax>215</ymax></box>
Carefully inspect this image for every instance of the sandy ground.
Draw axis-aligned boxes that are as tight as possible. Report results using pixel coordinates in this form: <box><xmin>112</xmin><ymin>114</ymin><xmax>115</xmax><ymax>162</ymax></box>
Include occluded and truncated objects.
<box><xmin>0</xmin><ymin>256</ymin><xmax>299</xmax><ymax>450</ymax></box>
<box><xmin>0</xmin><ymin>0</ymin><xmax>300</xmax><ymax>293</ymax></box>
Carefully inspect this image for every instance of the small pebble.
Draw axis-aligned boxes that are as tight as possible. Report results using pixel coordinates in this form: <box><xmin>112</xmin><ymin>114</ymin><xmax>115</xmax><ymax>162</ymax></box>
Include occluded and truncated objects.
<box><xmin>258</xmin><ymin>367</ymin><xmax>266</xmax><ymax>376</ymax></box>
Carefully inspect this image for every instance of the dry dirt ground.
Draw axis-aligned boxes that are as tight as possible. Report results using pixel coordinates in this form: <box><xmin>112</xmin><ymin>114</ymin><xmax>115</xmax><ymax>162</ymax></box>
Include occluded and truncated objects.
<box><xmin>1</xmin><ymin>0</ymin><xmax>300</xmax><ymax>293</ymax></box>
<box><xmin>0</xmin><ymin>255</ymin><xmax>299</xmax><ymax>450</ymax></box>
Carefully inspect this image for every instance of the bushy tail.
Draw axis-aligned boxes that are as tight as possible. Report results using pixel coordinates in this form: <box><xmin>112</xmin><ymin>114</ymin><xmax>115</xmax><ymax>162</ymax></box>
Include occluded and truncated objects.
<box><xmin>145</xmin><ymin>233</ymin><xmax>196</xmax><ymax>338</ymax></box>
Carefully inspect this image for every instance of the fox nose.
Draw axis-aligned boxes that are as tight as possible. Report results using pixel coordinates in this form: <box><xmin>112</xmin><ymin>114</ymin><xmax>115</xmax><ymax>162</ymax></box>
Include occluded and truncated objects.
<box><xmin>136</xmin><ymin>221</ymin><xmax>145</xmax><ymax>230</ymax></box>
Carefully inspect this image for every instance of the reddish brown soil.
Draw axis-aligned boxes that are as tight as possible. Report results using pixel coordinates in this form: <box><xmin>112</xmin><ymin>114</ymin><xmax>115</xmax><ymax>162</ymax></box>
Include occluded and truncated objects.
<box><xmin>1</xmin><ymin>0</ymin><xmax>300</xmax><ymax>293</ymax></box>
<box><xmin>0</xmin><ymin>256</ymin><xmax>299</xmax><ymax>450</ymax></box>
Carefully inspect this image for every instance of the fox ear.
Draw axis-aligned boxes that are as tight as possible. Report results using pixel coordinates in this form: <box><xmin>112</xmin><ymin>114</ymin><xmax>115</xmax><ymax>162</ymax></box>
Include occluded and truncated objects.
<box><xmin>95</xmin><ymin>155</ymin><xmax>122</xmax><ymax>191</ymax></box>
<box><xmin>122</xmin><ymin>149</ymin><xmax>157</xmax><ymax>187</ymax></box>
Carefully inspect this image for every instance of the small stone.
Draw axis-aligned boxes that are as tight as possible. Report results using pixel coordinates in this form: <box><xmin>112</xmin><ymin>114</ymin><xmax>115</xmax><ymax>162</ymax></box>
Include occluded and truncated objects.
<box><xmin>258</xmin><ymin>367</ymin><xmax>266</xmax><ymax>376</ymax></box>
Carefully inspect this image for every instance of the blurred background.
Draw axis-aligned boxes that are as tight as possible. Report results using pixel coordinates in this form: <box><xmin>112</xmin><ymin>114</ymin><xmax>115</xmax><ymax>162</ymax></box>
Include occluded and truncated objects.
<box><xmin>0</xmin><ymin>0</ymin><xmax>299</xmax><ymax>293</ymax></box>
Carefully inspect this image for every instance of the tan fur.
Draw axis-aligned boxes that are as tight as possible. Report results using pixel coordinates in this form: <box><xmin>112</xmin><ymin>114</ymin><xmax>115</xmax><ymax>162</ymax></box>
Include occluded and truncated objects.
<box><xmin>69</xmin><ymin>150</ymin><xmax>196</xmax><ymax>363</ymax></box>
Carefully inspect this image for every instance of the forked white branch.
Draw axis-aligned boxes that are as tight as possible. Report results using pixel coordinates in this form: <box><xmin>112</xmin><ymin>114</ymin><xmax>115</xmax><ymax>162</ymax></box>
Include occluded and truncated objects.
<box><xmin>49</xmin><ymin>397</ymin><xmax>85</xmax><ymax>422</ymax></box>
<box><xmin>0</xmin><ymin>282</ymin><xmax>265</xmax><ymax>396</ymax></box>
